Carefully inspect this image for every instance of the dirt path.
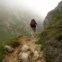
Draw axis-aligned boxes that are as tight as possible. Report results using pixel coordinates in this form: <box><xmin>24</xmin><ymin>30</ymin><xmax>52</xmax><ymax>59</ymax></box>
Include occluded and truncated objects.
<box><xmin>3</xmin><ymin>36</ymin><xmax>45</xmax><ymax>62</ymax></box>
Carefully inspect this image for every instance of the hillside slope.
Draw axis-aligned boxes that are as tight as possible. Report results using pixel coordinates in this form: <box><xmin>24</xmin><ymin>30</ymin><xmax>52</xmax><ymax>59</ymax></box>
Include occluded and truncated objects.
<box><xmin>38</xmin><ymin>1</ymin><xmax>62</xmax><ymax>62</ymax></box>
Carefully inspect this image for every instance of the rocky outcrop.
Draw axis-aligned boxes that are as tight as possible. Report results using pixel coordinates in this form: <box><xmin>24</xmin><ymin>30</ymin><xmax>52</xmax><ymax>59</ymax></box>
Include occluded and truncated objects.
<box><xmin>42</xmin><ymin>1</ymin><xmax>62</xmax><ymax>62</ymax></box>
<box><xmin>18</xmin><ymin>44</ymin><xmax>43</xmax><ymax>62</ymax></box>
<box><xmin>44</xmin><ymin>1</ymin><xmax>62</xmax><ymax>28</ymax></box>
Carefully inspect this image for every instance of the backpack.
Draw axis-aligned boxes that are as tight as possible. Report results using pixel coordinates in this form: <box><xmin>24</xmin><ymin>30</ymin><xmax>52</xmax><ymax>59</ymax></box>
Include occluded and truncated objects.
<box><xmin>30</xmin><ymin>19</ymin><xmax>37</xmax><ymax>28</ymax></box>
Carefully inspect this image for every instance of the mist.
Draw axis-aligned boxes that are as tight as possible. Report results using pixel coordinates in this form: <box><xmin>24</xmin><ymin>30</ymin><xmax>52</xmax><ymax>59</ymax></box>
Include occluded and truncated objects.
<box><xmin>0</xmin><ymin>0</ymin><xmax>61</xmax><ymax>41</ymax></box>
<box><xmin>0</xmin><ymin>0</ymin><xmax>61</xmax><ymax>18</ymax></box>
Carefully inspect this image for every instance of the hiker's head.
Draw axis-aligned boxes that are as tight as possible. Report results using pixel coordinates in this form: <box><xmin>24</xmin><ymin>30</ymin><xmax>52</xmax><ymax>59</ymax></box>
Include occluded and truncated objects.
<box><xmin>31</xmin><ymin>19</ymin><xmax>37</xmax><ymax>25</ymax></box>
<box><xmin>31</xmin><ymin>19</ymin><xmax>36</xmax><ymax>22</ymax></box>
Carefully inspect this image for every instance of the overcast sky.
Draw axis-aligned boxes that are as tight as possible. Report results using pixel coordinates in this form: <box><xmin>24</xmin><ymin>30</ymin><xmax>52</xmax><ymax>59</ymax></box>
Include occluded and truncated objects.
<box><xmin>0</xmin><ymin>0</ymin><xmax>61</xmax><ymax>18</ymax></box>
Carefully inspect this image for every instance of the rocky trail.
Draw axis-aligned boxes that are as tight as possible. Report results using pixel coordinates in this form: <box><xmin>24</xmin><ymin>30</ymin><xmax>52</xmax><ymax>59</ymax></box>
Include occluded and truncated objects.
<box><xmin>3</xmin><ymin>36</ymin><xmax>45</xmax><ymax>62</ymax></box>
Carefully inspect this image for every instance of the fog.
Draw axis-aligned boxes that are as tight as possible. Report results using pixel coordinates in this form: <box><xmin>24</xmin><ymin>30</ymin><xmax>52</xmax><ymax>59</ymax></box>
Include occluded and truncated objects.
<box><xmin>0</xmin><ymin>0</ymin><xmax>61</xmax><ymax>41</ymax></box>
<box><xmin>0</xmin><ymin>0</ymin><xmax>61</xmax><ymax>19</ymax></box>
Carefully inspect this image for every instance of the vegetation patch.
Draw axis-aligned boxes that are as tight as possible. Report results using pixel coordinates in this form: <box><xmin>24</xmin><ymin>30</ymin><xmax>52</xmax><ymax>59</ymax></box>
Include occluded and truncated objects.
<box><xmin>0</xmin><ymin>37</ymin><xmax>20</xmax><ymax>62</ymax></box>
<box><xmin>7</xmin><ymin>37</ymin><xmax>20</xmax><ymax>48</ymax></box>
<box><xmin>0</xmin><ymin>45</ymin><xmax>5</xmax><ymax>62</ymax></box>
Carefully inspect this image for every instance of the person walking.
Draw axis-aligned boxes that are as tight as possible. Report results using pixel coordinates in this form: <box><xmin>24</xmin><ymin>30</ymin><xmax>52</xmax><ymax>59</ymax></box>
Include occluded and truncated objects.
<box><xmin>30</xmin><ymin>19</ymin><xmax>37</xmax><ymax>37</ymax></box>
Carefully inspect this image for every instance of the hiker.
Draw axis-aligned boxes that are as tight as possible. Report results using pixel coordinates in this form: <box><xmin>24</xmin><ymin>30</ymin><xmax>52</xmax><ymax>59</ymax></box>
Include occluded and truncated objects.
<box><xmin>30</xmin><ymin>19</ymin><xmax>37</xmax><ymax>37</ymax></box>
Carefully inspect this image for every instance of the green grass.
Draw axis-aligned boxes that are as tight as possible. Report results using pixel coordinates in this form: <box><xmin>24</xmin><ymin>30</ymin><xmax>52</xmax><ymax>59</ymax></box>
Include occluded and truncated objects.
<box><xmin>0</xmin><ymin>37</ymin><xmax>20</xmax><ymax>62</ymax></box>
<box><xmin>36</xmin><ymin>35</ymin><xmax>46</xmax><ymax>51</ymax></box>
<box><xmin>0</xmin><ymin>45</ymin><xmax>5</xmax><ymax>62</ymax></box>
<box><xmin>7</xmin><ymin>38</ymin><xmax>20</xmax><ymax>48</ymax></box>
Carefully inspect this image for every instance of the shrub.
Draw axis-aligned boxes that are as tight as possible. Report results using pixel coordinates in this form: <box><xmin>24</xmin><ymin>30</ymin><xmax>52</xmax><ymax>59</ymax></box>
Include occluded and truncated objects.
<box><xmin>7</xmin><ymin>38</ymin><xmax>20</xmax><ymax>48</ymax></box>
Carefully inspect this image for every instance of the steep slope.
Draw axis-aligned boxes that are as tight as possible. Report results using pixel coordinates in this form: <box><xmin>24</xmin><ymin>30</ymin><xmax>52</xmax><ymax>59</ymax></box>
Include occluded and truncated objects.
<box><xmin>44</xmin><ymin>1</ymin><xmax>62</xmax><ymax>28</ymax></box>
<box><xmin>38</xmin><ymin>1</ymin><xmax>62</xmax><ymax>62</ymax></box>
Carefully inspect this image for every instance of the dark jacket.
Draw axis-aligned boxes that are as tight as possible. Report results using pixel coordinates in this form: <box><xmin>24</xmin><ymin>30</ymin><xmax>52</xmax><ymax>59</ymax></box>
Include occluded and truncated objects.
<box><xmin>30</xmin><ymin>19</ymin><xmax>37</xmax><ymax>28</ymax></box>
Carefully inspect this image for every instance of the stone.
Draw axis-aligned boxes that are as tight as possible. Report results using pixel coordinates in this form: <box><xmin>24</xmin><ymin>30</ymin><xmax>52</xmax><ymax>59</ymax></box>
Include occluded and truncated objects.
<box><xmin>4</xmin><ymin>45</ymin><xmax>14</xmax><ymax>53</ymax></box>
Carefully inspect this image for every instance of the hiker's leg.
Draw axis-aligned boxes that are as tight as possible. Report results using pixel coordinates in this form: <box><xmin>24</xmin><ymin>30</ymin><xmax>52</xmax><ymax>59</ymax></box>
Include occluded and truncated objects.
<box><xmin>32</xmin><ymin>27</ymin><xmax>36</xmax><ymax>37</ymax></box>
<box><xmin>30</xmin><ymin>27</ymin><xmax>36</xmax><ymax>37</ymax></box>
<box><xmin>30</xmin><ymin>28</ymin><xmax>33</xmax><ymax>36</ymax></box>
